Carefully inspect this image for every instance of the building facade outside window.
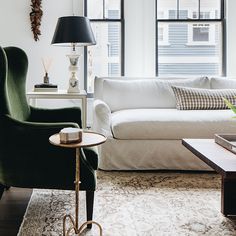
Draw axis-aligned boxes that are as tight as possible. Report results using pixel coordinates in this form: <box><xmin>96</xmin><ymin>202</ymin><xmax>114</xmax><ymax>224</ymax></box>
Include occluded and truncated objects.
<box><xmin>84</xmin><ymin>0</ymin><xmax>124</xmax><ymax>96</ymax></box>
<box><xmin>156</xmin><ymin>0</ymin><xmax>225</xmax><ymax>76</ymax></box>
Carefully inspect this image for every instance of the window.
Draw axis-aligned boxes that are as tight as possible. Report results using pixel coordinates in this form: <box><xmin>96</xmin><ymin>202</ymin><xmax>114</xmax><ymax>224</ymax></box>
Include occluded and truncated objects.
<box><xmin>84</xmin><ymin>0</ymin><xmax>124</xmax><ymax>96</ymax></box>
<box><xmin>156</xmin><ymin>0</ymin><xmax>224</xmax><ymax>76</ymax></box>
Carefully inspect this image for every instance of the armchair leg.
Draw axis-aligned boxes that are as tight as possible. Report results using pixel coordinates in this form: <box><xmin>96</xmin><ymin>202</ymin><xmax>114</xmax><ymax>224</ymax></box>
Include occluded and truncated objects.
<box><xmin>86</xmin><ymin>191</ymin><xmax>94</xmax><ymax>229</ymax></box>
<box><xmin>0</xmin><ymin>184</ymin><xmax>4</xmax><ymax>200</ymax></box>
<box><xmin>5</xmin><ymin>186</ymin><xmax>10</xmax><ymax>190</ymax></box>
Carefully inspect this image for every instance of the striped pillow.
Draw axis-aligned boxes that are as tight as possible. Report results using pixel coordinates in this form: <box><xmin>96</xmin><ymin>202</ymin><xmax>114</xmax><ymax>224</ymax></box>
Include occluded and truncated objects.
<box><xmin>171</xmin><ymin>86</ymin><xmax>236</xmax><ymax>110</ymax></box>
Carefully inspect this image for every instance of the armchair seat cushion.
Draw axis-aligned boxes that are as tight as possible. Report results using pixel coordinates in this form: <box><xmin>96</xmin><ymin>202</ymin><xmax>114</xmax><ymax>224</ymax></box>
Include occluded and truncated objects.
<box><xmin>111</xmin><ymin>109</ymin><xmax>236</xmax><ymax>140</ymax></box>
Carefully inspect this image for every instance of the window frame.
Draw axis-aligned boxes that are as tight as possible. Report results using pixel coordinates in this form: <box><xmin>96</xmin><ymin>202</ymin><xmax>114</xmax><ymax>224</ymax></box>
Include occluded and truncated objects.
<box><xmin>155</xmin><ymin>0</ymin><xmax>226</xmax><ymax>76</ymax></box>
<box><xmin>84</xmin><ymin>0</ymin><xmax>125</xmax><ymax>98</ymax></box>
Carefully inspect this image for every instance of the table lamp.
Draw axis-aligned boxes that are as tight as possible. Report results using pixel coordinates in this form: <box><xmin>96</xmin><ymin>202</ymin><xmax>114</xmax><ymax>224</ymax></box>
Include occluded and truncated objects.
<box><xmin>51</xmin><ymin>16</ymin><xmax>96</xmax><ymax>93</ymax></box>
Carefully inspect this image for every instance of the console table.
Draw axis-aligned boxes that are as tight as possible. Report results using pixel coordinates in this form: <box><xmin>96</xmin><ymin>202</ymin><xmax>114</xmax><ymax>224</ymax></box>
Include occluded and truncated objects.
<box><xmin>182</xmin><ymin>139</ymin><xmax>236</xmax><ymax>216</ymax></box>
<box><xmin>26</xmin><ymin>90</ymin><xmax>87</xmax><ymax>128</ymax></box>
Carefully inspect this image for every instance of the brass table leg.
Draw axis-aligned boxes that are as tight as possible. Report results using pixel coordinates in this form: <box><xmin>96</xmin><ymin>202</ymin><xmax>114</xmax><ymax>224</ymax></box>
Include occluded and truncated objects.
<box><xmin>63</xmin><ymin>148</ymin><xmax>103</xmax><ymax>236</ymax></box>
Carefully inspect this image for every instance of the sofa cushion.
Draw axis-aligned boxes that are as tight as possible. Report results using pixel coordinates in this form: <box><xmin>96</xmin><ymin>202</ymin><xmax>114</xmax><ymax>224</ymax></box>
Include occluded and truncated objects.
<box><xmin>94</xmin><ymin>76</ymin><xmax>206</xmax><ymax>100</ymax></box>
<box><xmin>210</xmin><ymin>77</ymin><xmax>236</xmax><ymax>89</ymax></box>
<box><xmin>111</xmin><ymin>109</ymin><xmax>236</xmax><ymax>140</ymax></box>
<box><xmin>172</xmin><ymin>86</ymin><xmax>236</xmax><ymax>110</ymax></box>
<box><xmin>103</xmin><ymin>77</ymin><xmax>210</xmax><ymax>112</ymax></box>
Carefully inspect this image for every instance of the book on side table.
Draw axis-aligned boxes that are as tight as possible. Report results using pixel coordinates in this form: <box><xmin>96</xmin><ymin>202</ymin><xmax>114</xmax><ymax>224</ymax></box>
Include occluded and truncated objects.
<box><xmin>34</xmin><ymin>83</ymin><xmax>58</xmax><ymax>92</ymax></box>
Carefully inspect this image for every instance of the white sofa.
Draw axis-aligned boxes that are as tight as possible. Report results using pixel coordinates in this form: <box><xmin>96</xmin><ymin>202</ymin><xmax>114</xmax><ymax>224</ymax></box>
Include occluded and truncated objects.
<box><xmin>93</xmin><ymin>76</ymin><xmax>236</xmax><ymax>170</ymax></box>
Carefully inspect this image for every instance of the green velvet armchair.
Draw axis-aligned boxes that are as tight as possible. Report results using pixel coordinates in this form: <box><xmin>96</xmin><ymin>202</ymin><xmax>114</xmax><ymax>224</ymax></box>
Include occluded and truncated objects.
<box><xmin>0</xmin><ymin>46</ymin><xmax>98</xmax><ymax>227</ymax></box>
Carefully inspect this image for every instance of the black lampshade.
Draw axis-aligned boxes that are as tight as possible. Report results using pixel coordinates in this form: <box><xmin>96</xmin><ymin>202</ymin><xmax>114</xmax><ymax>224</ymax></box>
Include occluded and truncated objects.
<box><xmin>51</xmin><ymin>16</ymin><xmax>96</xmax><ymax>46</ymax></box>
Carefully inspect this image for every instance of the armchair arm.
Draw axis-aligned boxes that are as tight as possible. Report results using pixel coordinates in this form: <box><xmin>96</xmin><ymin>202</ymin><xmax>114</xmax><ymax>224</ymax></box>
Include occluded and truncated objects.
<box><xmin>93</xmin><ymin>99</ymin><xmax>112</xmax><ymax>137</ymax></box>
<box><xmin>29</xmin><ymin>106</ymin><xmax>82</xmax><ymax>128</ymax></box>
<box><xmin>0</xmin><ymin>115</ymin><xmax>97</xmax><ymax>190</ymax></box>
<box><xmin>4</xmin><ymin>115</ymin><xmax>97</xmax><ymax>166</ymax></box>
<box><xmin>4</xmin><ymin>114</ymin><xmax>79</xmax><ymax>138</ymax></box>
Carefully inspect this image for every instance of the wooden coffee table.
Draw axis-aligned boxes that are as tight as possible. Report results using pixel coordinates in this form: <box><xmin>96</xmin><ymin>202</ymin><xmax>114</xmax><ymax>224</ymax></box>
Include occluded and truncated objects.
<box><xmin>182</xmin><ymin>139</ymin><xmax>236</xmax><ymax>216</ymax></box>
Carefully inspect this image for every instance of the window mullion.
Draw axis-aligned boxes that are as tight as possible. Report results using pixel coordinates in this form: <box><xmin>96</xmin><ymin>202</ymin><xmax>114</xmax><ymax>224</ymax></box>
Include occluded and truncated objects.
<box><xmin>103</xmin><ymin>0</ymin><xmax>105</xmax><ymax>19</ymax></box>
<box><xmin>198</xmin><ymin>0</ymin><xmax>201</xmax><ymax>19</ymax></box>
<box><xmin>177</xmin><ymin>0</ymin><xmax>179</xmax><ymax>19</ymax></box>
<box><xmin>221</xmin><ymin>0</ymin><xmax>224</xmax><ymax>19</ymax></box>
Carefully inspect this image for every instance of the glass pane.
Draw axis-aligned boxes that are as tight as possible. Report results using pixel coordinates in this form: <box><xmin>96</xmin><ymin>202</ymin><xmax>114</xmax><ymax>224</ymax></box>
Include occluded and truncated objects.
<box><xmin>157</xmin><ymin>22</ymin><xmax>222</xmax><ymax>76</ymax></box>
<box><xmin>157</xmin><ymin>0</ymin><xmax>177</xmax><ymax>19</ymax></box>
<box><xmin>105</xmin><ymin>0</ymin><xmax>121</xmax><ymax>19</ymax></box>
<box><xmin>158</xmin><ymin>27</ymin><xmax>164</xmax><ymax>41</ymax></box>
<box><xmin>200</xmin><ymin>0</ymin><xmax>221</xmax><ymax>19</ymax></box>
<box><xmin>87</xmin><ymin>0</ymin><xmax>121</xmax><ymax>19</ymax></box>
<box><xmin>87</xmin><ymin>22</ymin><xmax>121</xmax><ymax>93</ymax></box>
<box><xmin>158</xmin><ymin>23</ymin><xmax>169</xmax><ymax>45</ymax></box>
<box><xmin>179</xmin><ymin>0</ymin><xmax>198</xmax><ymax>19</ymax></box>
<box><xmin>87</xmin><ymin>0</ymin><xmax>103</xmax><ymax>19</ymax></box>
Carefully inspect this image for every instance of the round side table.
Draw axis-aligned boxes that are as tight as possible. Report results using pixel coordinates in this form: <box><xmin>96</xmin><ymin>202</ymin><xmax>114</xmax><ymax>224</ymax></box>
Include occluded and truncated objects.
<box><xmin>49</xmin><ymin>131</ymin><xmax>106</xmax><ymax>236</ymax></box>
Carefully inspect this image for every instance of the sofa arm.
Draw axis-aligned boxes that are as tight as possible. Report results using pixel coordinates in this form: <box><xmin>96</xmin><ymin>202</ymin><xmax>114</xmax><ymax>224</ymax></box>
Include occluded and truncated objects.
<box><xmin>93</xmin><ymin>99</ymin><xmax>112</xmax><ymax>137</ymax></box>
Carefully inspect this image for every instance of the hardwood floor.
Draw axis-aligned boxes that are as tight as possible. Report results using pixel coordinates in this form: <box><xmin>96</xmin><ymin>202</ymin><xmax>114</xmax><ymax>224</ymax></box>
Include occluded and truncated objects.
<box><xmin>0</xmin><ymin>187</ymin><xmax>32</xmax><ymax>236</ymax></box>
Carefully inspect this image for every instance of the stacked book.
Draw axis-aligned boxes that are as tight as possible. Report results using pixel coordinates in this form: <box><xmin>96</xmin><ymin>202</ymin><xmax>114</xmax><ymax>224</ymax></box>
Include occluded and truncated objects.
<box><xmin>34</xmin><ymin>83</ymin><xmax>58</xmax><ymax>92</ymax></box>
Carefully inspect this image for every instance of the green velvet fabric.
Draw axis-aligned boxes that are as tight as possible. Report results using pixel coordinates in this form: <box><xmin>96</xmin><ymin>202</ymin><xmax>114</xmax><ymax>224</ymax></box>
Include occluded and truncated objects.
<box><xmin>0</xmin><ymin>46</ymin><xmax>98</xmax><ymax>191</ymax></box>
<box><xmin>4</xmin><ymin>47</ymin><xmax>30</xmax><ymax>121</ymax></box>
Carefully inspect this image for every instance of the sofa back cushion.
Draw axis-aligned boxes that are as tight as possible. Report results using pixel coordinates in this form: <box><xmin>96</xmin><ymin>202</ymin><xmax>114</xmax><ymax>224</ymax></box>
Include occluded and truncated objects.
<box><xmin>210</xmin><ymin>77</ymin><xmax>236</xmax><ymax>89</ymax></box>
<box><xmin>94</xmin><ymin>76</ymin><xmax>206</xmax><ymax>100</ymax></box>
<box><xmin>94</xmin><ymin>76</ymin><xmax>156</xmax><ymax>100</ymax></box>
<box><xmin>102</xmin><ymin>77</ymin><xmax>210</xmax><ymax>112</ymax></box>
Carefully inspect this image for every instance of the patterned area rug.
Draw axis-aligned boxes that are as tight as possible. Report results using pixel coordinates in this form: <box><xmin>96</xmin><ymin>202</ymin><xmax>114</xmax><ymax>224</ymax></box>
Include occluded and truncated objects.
<box><xmin>18</xmin><ymin>171</ymin><xmax>236</xmax><ymax>236</ymax></box>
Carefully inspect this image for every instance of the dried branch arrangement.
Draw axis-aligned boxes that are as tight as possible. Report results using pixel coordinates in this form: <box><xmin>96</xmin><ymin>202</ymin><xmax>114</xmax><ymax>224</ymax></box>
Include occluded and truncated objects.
<box><xmin>42</xmin><ymin>58</ymin><xmax>53</xmax><ymax>74</ymax></box>
<box><xmin>30</xmin><ymin>0</ymin><xmax>43</xmax><ymax>41</ymax></box>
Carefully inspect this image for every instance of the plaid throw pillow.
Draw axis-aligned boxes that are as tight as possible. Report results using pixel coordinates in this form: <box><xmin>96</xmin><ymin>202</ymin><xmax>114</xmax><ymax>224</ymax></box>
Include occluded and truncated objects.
<box><xmin>172</xmin><ymin>86</ymin><xmax>236</xmax><ymax>110</ymax></box>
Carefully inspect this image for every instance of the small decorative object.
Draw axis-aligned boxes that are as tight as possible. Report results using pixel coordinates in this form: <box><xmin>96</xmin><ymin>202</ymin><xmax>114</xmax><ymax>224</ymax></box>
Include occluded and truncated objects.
<box><xmin>34</xmin><ymin>58</ymin><xmax>58</xmax><ymax>92</ymax></box>
<box><xmin>51</xmin><ymin>16</ymin><xmax>96</xmax><ymax>93</ymax></box>
<box><xmin>59</xmin><ymin>127</ymin><xmax>83</xmax><ymax>144</ymax></box>
<box><xmin>30</xmin><ymin>0</ymin><xmax>43</xmax><ymax>41</ymax></box>
<box><xmin>42</xmin><ymin>58</ymin><xmax>52</xmax><ymax>84</ymax></box>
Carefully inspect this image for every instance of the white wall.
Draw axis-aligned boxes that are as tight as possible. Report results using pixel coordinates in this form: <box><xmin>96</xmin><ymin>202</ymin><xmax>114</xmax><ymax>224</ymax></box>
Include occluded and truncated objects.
<box><xmin>226</xmin><ymin>0</ymin><xmax>236</xmax><ymax>76</ymax></box>
<box><xmin>0</xmin><ymin>0</ymin><xmax>84</xmax><ymax>91</ymax></box>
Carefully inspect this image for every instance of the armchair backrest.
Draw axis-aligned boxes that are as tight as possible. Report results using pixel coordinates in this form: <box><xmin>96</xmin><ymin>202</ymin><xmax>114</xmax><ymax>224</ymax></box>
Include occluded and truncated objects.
<box><xmin>0</xmin><ymin>46</ymin><xmax>30</xmax><ymax>121</ymax></box>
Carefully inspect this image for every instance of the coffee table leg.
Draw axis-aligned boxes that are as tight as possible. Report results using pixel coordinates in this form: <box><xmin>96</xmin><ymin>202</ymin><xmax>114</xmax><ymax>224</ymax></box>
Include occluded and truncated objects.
<box><xmin>221</xmin><ymin>176</ymin><xmax>236</xmax><ymax>216</ymax></box>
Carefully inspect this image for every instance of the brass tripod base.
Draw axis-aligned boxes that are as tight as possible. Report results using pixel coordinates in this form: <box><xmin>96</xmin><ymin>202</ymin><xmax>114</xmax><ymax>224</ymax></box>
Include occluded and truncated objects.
<box><xmin>63</xmin><ymin>214</ymin><xmax>103</xmax><ymax>236</ymax></box>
